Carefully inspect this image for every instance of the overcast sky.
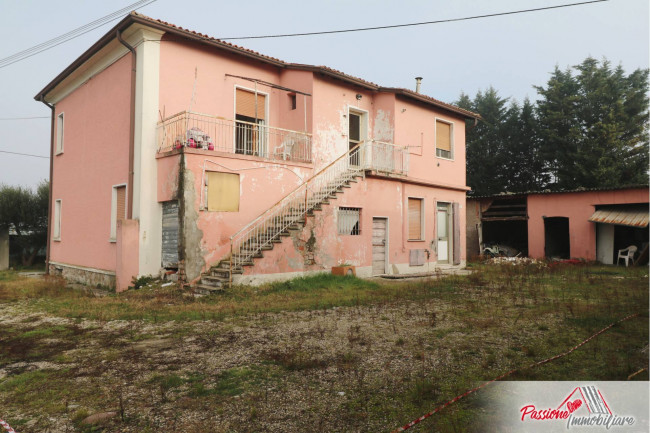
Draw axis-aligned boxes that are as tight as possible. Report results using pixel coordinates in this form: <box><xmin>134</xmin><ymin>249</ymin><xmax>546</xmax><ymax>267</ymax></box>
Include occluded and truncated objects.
<box><xmin>0</xmin><ymin>0</ymin><xmax>647</xmax><ymax>188</ymax></box>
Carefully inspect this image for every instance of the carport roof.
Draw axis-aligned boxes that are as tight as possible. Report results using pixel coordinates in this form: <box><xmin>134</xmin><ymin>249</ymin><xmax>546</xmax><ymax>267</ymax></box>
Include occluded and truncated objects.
<box><xmin>588</xmin><ymin>206</ymin><xmax>649</xmax><ymax>228</ymax></box>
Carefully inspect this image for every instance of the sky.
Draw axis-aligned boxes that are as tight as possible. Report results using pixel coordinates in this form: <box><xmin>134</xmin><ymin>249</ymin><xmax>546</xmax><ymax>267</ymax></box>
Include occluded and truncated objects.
<box><xmin>0</xmin><ymin>0</ymin><xmax>647</xmax><ymax>188</ymax></box>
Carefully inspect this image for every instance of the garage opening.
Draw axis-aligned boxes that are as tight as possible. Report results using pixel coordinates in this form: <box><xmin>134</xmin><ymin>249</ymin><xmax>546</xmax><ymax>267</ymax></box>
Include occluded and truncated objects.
<box><xmin>480</xmin><ymin>197</ymin><xmax>528</xmax><ymax>256</ymax></box>
<box><xmin>544</xmin><ymin>217</ymin><xmax>570</xmax><ymax>259</ymax></box>
<box><xmin>590</xmin><ymin>204</ymin><xmax>649</xmax><ymax>265</ymax></box>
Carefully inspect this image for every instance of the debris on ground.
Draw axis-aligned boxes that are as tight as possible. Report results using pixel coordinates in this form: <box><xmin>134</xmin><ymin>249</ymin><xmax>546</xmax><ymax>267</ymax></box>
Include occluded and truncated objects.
<box><xmin>486</xmin><ymin>256</ymin><xmax>546</xmax><ymax>267</ymax></box>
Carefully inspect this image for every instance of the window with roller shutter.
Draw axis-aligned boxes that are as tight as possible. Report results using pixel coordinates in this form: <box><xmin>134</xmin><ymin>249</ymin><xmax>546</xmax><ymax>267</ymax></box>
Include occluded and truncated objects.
<box><xmin>110</xmin><ymin>185</ymin><xmax>127</xmax><ymax>241</ymax></box>
<box><xmin>435</xmin><ymin>119</ymin><xmax>453</xmax><ymax>159</ymax></box>
<box><xmin>408</xmin><ymin>198</ymin><xmax>424</xmax><ymax>241</ymax></box>
<box><xmin>235</xmin><ymin>88</ymin><xmax>267</xmax><ymax>156</ymax></box>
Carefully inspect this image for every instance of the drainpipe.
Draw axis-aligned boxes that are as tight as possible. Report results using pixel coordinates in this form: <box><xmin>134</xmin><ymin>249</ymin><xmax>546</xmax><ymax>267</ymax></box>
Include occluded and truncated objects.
<box><xmin>117</xmin><ymin>29</ymin><xmax>136</xmax><ymax>219</ymax></box>
<box><xmin>38</xmin><ymin>96</ymin><xmax>55</xmax><ymax>275</ymax></box>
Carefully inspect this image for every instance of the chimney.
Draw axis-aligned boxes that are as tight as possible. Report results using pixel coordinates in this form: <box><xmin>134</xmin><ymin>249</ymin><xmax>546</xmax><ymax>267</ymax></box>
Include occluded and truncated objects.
<box><xmin>415</xmin><ymin>77</ymin><xmax>423</xmax><ymax>93</ymax></box>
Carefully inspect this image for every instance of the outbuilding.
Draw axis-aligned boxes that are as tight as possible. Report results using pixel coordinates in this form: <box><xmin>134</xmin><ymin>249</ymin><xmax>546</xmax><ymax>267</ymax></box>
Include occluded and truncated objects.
<box><xmin>467</xmin><ymin>186</ymin><xmax>649</xmax><ymax>264</ymax></box>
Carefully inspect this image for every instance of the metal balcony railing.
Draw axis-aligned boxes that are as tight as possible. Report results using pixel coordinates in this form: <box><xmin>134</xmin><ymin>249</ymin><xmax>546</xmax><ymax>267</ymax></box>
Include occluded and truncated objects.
<box><xmin>157</xmin><ymin>111</ymin><xmax>312</xmax><ymax>163</ymax></box>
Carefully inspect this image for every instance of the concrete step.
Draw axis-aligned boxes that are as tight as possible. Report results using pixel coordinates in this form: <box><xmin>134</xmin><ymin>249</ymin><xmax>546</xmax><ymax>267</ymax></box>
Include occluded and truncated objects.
<box><xmin>193</xmin><ymin>284</ymin><xmax>225</xmax><ymax>296</ymax></box>
<box><xmin>201</xmin><ymin>275</ymin><xmax>228</xmax><ymax>286</ymax></box>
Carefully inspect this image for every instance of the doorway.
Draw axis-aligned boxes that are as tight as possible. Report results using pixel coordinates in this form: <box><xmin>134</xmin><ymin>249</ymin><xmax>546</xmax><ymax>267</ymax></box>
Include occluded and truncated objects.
<box><xmin>437</xmin><ymin>203</ymin><xmax>451</xmax><ymax>263</ymax></box>
<box><xmin>348</xmin><ymin>109</ymin><xmax>367</xmax><ymax>166</ymax></box>
<box><xmin>372</xmin><ymin>217</ymin><xmax>387</xmax><ymax>275</ymax></box>
<box><xmin>544</xmin><ymin>217</ymin><xmax>570</xmax><ymax>259</ymax></box>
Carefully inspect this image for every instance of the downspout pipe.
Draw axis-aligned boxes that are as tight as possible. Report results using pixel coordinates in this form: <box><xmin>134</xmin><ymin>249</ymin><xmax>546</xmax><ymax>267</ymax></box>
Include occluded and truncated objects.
<box><xmin>117</xmin><ymin>29</ymin><xmax>136</xmax><ymax>219</ymax></box>
<box><xmin>38</xmin><ymin>96</ymin><xmax>55</xmax><ymax>275</ymax></box>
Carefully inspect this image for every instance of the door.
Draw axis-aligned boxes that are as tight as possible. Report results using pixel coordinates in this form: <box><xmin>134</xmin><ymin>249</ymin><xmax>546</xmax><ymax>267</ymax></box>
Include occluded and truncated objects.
<box><xmin>544</xmin><ymin>217</ymin><xmax>570</xmax><ymax>259</ymax></box>
<box><xmin>372</xmin><ymin>217</ymin><xmax>387</xmax><ymax>275</ymax></box>
<box><xmin>348</xmin><ymin>110</ymin><xmax>366</xmax><ymax>166</ymax></box>
<box><xmin>161</xmin><ymin>201</ymin><xmax>179</xmax><ymax>268</ymax></box>
<box><xmin>437</xmin><ymin>203</ymin><xmax>450</xmax><ymax>263</ymax></box>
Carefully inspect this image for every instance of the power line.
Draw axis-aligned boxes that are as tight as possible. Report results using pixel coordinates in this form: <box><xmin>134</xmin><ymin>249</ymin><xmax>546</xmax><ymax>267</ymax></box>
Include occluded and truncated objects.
<box><xmin>0</xmin><ymin>150</ymin><xmax>49</xmax><ymax>159</ymax></box>
<box><xmin>0</xmin><ymin>0</ymin><xmax>158</xmax><ymax>69</ymax></box>
<box><xmin>0</xmin><ymin>116</ymin><xmax>49</xmax><ymax>121</ymax></box>
<box><xmin>219</xmin><ymin>0</ymin><xmax>609</xmax><ymax>40</ymax></box>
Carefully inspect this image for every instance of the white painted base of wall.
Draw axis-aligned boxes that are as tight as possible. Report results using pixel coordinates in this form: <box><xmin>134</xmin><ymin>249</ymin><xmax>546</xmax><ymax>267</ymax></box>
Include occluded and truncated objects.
<box><xmin>233</xmin><ymin>260</ymin><xmax>467</xmax><ymax>286</ymax></box>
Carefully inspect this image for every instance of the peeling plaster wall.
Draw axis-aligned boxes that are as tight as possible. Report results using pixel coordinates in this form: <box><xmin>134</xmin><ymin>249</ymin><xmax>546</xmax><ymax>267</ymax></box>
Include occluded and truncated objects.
<box><xmin>393</xmin><ymin>97</ymin><xmax>466</xmax><ymax>187</ymax></box>
<box><xmin>182</xmin><ymin>151</ymin><xmax>313</xmax><ymax>279</ymax></box>
<box><xmin>236</xmin><ymin>176</ymin><xmax>466</xmax><ymax>279</ymax></box>
<box><xmin>156</xmin><ymin>154</ymin><xmax>180</xmax><ymax>202</ymax></box>
<box><xmin>181</xmin><ymin>166</ymin><xmax>205</xmax><ymax>281</ymax></box>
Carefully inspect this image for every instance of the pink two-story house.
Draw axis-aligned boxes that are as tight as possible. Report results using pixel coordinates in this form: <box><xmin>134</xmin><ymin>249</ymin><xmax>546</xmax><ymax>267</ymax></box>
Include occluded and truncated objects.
<box><xmin>35</xmin><ymin>13</ymin><xmax>479</xmax><ymax>292</ymax></box>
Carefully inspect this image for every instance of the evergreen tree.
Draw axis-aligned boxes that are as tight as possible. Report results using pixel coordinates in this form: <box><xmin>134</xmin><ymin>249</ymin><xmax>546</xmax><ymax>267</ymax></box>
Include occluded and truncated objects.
<box><xmin>502</xmin><ymin>98</ymin><xmax>549</xmax><ymax>191</ymax></box>
<box><xmin>458</xmin><ymin>87</ymin><xmax>509</xmax><ymax>195</ymax></box>
<box><xmin>536</xmin><ymin>57</ymin><xmax>649</xmax><ymax>189</ymax></box>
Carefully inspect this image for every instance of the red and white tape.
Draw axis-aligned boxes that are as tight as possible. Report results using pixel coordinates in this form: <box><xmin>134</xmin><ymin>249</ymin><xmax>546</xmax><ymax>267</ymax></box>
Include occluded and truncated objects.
<box><xmin>0</xmin><ymin>420</ymin><xmax>16</xmax><ymax>433</ymax></box>
<box><xmin>391</xmin><ymin>312</ymin><xmax>641</xmax><ymax>432</ymax></box>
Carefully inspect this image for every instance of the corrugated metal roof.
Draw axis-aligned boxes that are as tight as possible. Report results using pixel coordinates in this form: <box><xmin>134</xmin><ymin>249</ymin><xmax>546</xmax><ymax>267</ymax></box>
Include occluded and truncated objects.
<box><xmin>468</xmin><ymin>185</ymin><xmax>649</xmax><ymax>199</ymax></box>
<box><xmin>588</xmin><ymin>206</ymin><xmax>649</xmax><ymax>227</ymax></box>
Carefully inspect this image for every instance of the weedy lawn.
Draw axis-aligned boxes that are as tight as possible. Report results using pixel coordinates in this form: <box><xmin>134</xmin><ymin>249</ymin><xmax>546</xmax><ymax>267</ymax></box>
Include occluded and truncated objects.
<box><xmin>0</xmin><ymin>264</ymin><xmax>647</xmax><ymax>432</ymax></box>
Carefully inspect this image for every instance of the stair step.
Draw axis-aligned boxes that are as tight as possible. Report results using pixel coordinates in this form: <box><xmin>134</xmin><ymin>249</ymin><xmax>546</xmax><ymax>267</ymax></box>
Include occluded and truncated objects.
<box><xmin>201</xmin><ymin>275</ymin><xmax>228</xmax><ymax>285</ymax></box>
<box><xmin>193</xmin><ymin>284</ymin><xmax>225</xmax><ymax>295</ymax></box>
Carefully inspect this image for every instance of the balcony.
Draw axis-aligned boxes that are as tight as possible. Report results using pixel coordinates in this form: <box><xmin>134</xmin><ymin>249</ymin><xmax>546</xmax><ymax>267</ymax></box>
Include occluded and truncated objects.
<box><xmin>157</xmin><ymin>111</ymin><xmax>312</xmax><ymax>163</ymax></box>
<box><xmin>362</xmin><ymin>140</ymin><xmax>409</xmax><ymax>176</ymax></box>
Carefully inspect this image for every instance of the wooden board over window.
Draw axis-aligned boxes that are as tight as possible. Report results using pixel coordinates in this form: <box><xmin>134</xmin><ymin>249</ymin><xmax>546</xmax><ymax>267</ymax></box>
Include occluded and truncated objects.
<box><xmin>436</xmin><ymin>120</ymin><xmax>451</xmax><ymax>152</ymax></box>
<box><xmin>207</xmin><ymin>172</ymin><xmax>240</xmax><ymax>212</ymax></box>
<box><xmin>236</xmin><ymin>89</ymin><xmax>266</xmax><ymax>120</ymax></box>
<box><xmin>116</xmin><ymin>186</ymin><xmax>126</xmax><ymax>222</ymax></box>
<box><xmin>408</xmin><ymin>198</ymin><xmax>423</xmax><ymax>240</ymax></box>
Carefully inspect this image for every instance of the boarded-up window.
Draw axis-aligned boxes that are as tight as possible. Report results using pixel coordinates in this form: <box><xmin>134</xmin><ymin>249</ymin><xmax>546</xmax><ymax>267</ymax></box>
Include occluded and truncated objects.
<box><xmin>408</xmin><ymin>198</ymin><xmax>423</xmax><ymax>240</ymax></box>
<box><xmin>436</xmin><ymin>120</ymin><xmax>452</xmax><ymax>159</ymax></box>
<box><xmin>236</xmin><ymin>88</ymin><xmax>266</xmax><ymax>120</ymax></box>
<box><xmin>53</xmin><ymin>199</ymin><xmax>62</xmax><ymax>240</ymax></box>
<box><xmin>56</xmin><ymin>113</ymin><xmax>64</xmax><ymax>154</ymax></box>
<box><xmin>111</xmin><ymin>185</ymin><xmax>127</xmax><ymax>240</ymax></box>
<box><xmin>338</xmin><ymin>207</ymin><xmax>361</xmax><ymax>235</ymax></box>
<box><xmin>207</xmin><ymin>172</ymin><xmax>240</xmax><ymax>212</ymax></box>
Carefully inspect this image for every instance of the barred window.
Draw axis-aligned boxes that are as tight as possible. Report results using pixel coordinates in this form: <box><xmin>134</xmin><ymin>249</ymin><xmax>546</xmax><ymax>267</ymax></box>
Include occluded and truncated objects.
<box><xmin>338</xmin><ymin>207</ymin><xmax>361</xmax><ymax>235</ymax></box>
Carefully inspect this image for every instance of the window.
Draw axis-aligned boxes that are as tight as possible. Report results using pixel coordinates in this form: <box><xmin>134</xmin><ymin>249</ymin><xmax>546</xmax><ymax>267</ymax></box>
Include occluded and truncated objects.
<box><xmin>56</xmin><ymin>113</ymin><xmax>64</xmax><ymax>154</ymax></box>
<box><xmin>53</xmin><ymin>199</ymin><xmax>62</xmax><ymax>241</ymax></box>
<box><xmin>435</xmin><ymin>120</ymin><xmax>453</xmax><ymax>159</ymax></box>
<box><xmin>338</xmin><ymin>207</ymin><xmax>361</xmax><ymax>235</ymax></box>
<box><xmin>110</xmin><ymin>185</ymin><xmax>127</xmax><ymax>240</ymax></box>
<box><xmin>289</xmin><ymin>93</ymin><xmax>297</xmax><ymax>110</ymax></box>
<box><xmin>207</xmin><ymin>172</ymin><xmax>240</xmax><ymax>212</ymax></box>
<box><xmin>235</xmin><ymin>88</ymin><xmax>266</xmax><ymax>156</ymax></box>
<box><xmin>408</xmin><ymin>198</ymin><xmax>424</xmax><ymax>240</ymax></box>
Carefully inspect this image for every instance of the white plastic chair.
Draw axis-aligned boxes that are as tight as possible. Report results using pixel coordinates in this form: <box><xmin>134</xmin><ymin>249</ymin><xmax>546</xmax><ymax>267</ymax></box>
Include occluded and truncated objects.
<box><xmin>617</xmin><ymin>245</ymin><xmax>637</xmax><ymax>267</ymax></box>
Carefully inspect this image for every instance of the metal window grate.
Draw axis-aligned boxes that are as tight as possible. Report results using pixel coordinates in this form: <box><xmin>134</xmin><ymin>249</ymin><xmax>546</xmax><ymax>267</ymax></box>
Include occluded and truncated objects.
<box><xmin>338</xmin><ymin>207</ymin><xmax>361</xmax><ymax>235</ymax></box>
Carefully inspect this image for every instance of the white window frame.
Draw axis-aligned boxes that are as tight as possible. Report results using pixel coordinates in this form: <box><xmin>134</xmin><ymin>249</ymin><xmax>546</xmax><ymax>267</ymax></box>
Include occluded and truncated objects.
<box><xmin>407</xmin><ymin>196</ymin><xmax>425</xmax><ymax>241</ymax></box>
<box><xmin>233</xmin><ymin>85</ymin><xmax>270</xmax><ymax>156</ymax></box>
<box><xmin>53</xmin><ymin>199</ymin><xmax>62</xmax><ymax>241</ymax></box>
<box><xmin>56</xmin><ymin>112</ymin><xmax>64</xmax><ymax>155</ymax></box>
<box><xmin>434</xmin><ymin>118</ymin><xmax>454</xmax><ymax>160</ymax></box>
<box><xmin>109</xmin><ymin>183</ymin><xmax>127</xmax><ymax>242</ymax></box>
<box><xmin>337</xmin><ymin>207</ymin><xmax>361</xmax><ymax>235</ymax></box>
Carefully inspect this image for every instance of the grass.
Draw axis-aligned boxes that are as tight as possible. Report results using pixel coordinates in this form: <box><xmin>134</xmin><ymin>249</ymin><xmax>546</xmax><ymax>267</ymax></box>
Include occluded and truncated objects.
<box><xmin>0</xmin><ymin>264</ymin><xmax>647</xmax><ymax>432</ymax></box>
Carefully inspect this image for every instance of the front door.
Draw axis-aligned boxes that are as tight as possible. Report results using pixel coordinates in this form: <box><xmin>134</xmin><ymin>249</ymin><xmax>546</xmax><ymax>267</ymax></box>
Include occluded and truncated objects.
<box><xmin>437</xmin><ymin>203</ymin><xmax>450</xmax><ymax>263</ymax></box>
<box><xmin>372</xmin><ymin>217</ymin><xmax>387</xmax><ymax>275</ymax></box>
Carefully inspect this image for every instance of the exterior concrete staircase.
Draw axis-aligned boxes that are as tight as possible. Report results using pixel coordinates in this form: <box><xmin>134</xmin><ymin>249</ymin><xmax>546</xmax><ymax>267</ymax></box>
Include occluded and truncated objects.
<box><xmin>193</xmin><ymin>144</ymin><xmax>367</xmax><ymax>294</ymax></box>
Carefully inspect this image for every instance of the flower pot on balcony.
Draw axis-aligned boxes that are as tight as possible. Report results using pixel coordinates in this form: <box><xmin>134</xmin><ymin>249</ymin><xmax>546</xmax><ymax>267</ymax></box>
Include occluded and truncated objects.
<box><xmin>331</xmin><ymin>265</ymin><xmax>356</xmax><ymax>276</ymax></box>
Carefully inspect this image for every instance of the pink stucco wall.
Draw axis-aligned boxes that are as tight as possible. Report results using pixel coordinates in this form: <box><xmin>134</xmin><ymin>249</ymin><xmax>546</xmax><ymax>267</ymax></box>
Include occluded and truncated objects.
<box><xmin>240</xmin><ymin>176</ymin><xmax>466</xmax><ymax>276</ymax></box>
<box><xmin>527</xmin><ymin>188</ymin><xmax>648</xmax><ymax>260</ymax></box>
<box><xmin>50</xmin><ymin>54</ymin><xmax>131</xmax><ymax>272</ymax></box>
<box><xmin>156</xmin><ymin>39</ymin><xmax>470</xmax><ymax>279</ymax></box>
<box><xmin>116</xmin><ymin>219</ymin><xmax>139</xmax><ymax>292</ymax></box>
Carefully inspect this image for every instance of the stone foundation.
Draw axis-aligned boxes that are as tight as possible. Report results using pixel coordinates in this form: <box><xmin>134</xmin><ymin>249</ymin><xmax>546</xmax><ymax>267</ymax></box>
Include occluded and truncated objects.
<box><xmin>48</xmin><ymin>262</ymin><xmax>116</xmax><ymax>288</ymax></box>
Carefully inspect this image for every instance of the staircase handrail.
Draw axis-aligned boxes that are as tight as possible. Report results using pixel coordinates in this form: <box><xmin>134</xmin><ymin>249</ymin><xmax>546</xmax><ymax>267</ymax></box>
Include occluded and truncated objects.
<box><xmin>227</xmin><ymin>142</ymin><xmax>367</xmax><ymax>282</ymax></box>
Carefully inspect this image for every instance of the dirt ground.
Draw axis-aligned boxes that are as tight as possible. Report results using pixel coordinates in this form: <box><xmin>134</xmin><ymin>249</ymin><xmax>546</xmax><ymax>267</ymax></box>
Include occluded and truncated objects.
<box><xmin>0</xmin><ymin>266</ymin><xmax>647</xmax><ymax>432</ymax></box>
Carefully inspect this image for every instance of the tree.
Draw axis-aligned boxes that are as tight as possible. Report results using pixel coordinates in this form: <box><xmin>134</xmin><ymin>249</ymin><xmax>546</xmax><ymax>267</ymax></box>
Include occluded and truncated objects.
<box><xmin>535</xmin><ymin>58</ymin><xmax>649</xmax><ymax>189</ymax></box>
<box><xmin>0</xmin><ymin>181</ymin><xmax>49</xmax><ymax>266</ymax></box>
<box><xmin>457</xmin><ymin>87</ymin><xmax>510</xmax><ymax>196</ymax></box>
<box><xmin>502</xmin><ymin>98</ymin><xmax>549</xmax><ymax>191</ymax></box>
